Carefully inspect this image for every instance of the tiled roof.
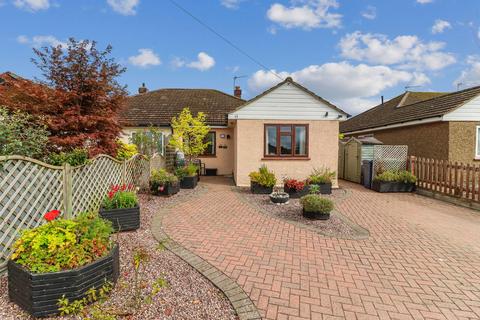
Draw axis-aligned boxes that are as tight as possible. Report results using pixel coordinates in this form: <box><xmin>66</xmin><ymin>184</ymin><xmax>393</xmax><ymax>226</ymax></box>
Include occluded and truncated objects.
<box><xmin>340</xmin><ymin>87</ymin><xmax>480</xmax><ymax>133</ymax></box>
<box><xmin>120</xmin><ymin>88</ymin><xmax>245</xmax><ymax>127</ymax></box>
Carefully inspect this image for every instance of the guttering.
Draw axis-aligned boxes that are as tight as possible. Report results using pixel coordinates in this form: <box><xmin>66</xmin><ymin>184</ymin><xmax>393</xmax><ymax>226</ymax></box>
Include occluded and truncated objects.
<box><xmin>342</xmin><ymin>116</ymin><xmax>443</xmax><ymax>135</ymax></box>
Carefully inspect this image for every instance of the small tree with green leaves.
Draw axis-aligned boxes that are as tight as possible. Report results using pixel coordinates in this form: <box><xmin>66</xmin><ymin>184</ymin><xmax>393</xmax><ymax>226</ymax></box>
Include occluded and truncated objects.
<box><xmin>130</xmin><ymin>127</ymin><xmax>164</xmax><ymax>158</ymax></box>
<box><xmin>0</xmin><ymin>106</ymin><xmax>49</xmax><ymax>158</ymax></box>
<box><xmin>169</xmin><ymin>108</ymin><xmax>211</xmax><ymax>162</ymax></box>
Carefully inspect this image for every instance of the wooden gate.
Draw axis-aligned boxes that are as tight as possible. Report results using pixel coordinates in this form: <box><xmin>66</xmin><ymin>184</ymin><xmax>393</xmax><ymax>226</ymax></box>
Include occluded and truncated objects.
<box><xmin>344</xmin><ymin>141</ymin><xmax>361</xmax><ymax>183</ymax></box>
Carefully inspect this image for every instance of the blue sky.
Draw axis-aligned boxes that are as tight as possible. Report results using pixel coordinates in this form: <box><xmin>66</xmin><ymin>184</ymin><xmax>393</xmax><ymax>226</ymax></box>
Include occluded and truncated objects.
<box><xmin>0</xmin><ymin>0</ymin><xmax>479</xmax><ymax>114</ymax></box>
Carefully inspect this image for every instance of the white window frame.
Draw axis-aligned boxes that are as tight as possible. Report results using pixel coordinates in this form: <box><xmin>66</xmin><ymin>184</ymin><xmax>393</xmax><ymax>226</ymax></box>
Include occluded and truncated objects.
<box><xmin>476</xmin><ymin>126</ymin><xmax>480</xmax><ymax>159</ymax></box>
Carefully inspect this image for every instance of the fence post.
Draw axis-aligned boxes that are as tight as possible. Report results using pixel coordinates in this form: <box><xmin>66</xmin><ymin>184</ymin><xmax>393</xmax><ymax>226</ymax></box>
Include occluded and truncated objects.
<box><xmin>409</xmin><ymin>156</ymin><xmax>416</xmax><ymax>176</ymax></box>
<box><xmin>122</xmin><ymin>160</ymin><xmax>127</xmax><ymax>185</ymax></box>
<box><xmin>63</xmin><ymin>163</ymin><xmax>73</xmax><ymax>218</ymax></box>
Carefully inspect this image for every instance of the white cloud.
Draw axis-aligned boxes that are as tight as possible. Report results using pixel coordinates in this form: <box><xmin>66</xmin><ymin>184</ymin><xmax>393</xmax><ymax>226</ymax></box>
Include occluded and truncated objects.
<box><xmin>14</xmin><ymin>0</ymin><xmax>49</xmax><ymax>11</ymax></box>
<box><xmin>361</xmin><ymin>5</ymin><xmax>376</xmax><ymax>20</ymax></box>
<box><xmin>171</xmin><ymin>57</ymin><xmax>186</xmax><ymax>68</ymax></box>
<box><xmin>432</xmin><ymin>19</ymin><xmax>451</xmax><ymax>34</ymax></box>
<box><xmin>107</xmin><ymin>0</ymin><xmax>139</xmax><ymax>15</ymax></box>
<box><xmin>267</xmin><ymin>0</ymin><xmax>342</xmax><ymax>30</ymax></box>
<box><xmin>248</xmin><ymin>62</ymin><xmax>429</xmax><ymax>114</ymax></box>
<box><xmin>454</xmin><ymin>55</ymin><xmax>480</xmax><ymax>89</ymax></box>
<box><xmin>417</xmin><ymin>0</ymin><xmax>433</xmax><ymax>4</ymax></box>
<box><xmin>221</xmin><ymin>0</ymin><xmax>243</xmax><ymax>9</ymax></box>
<box><xmin>339</xmin><ymin>31</ymin><xmax>456</xmax><ymax>71</ymax></box>
<box><xmin>17</xmin><ymin>35</ymin><xmax>67</xmax><ymax>48</ymax></box>
<box><xmin>187</xmin><ymin>52</ymin><xmax>216</xmax><ymax>71</ymax></box>
<box><xmin>128</xmin><ymin>49</ymin><xmax>161</xmax><ymax>68</ymax></box>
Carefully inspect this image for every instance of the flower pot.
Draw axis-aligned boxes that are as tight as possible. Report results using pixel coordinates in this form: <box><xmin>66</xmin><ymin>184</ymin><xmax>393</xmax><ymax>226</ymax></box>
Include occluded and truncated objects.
<box><xmin>99</xmin><ymin>206</ymin><xmax>140</xmax><ymax>232</ymax></box>
<box><xmin>371</xmin><ymin>181</ymin><xmax>416</xmax><ymax>193</ymax></box>
<box><xmin>302</xmin><ymin>209</ymin><xmax>330</xmax><ymax>220</ymax></box>
<box><xmin>318</xmin><ymin>183</ymin><xmax>332</xmax><ymax>194</ymax></box>
<box><xmin>8</xmin><ymin>244</ymin><xmax>120</xmax><ymax>318</ymax></box>
<box><xmin>284</xmin><ymin>184</ymin><xmax>310</xmax><ymax>198</ymax></box>
<box><xmin>269</xmin><ymin>192</ymin><xmax>290</xmax><ymax>204</ymax></box>
<box><xmin>250</xmin><ymin>181</ymin><xmax>273</xmax><ymax>194</ymax></box>
<box><xmin>180</xmin><ymin>175</ymin><xmax>198</xmax><ymax>189</ymax></box>
<box><xmin>152</xmin><ymin>182</ymin><xmax>180</xmax><ymax>196</ymax></box>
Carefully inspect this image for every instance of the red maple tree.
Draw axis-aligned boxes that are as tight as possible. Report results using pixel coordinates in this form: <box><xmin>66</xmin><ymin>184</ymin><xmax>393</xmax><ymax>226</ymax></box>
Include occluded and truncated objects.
<box><xmin>0</xmin><ymin>38</ymin><xmax>127</xmax><ymax>156</ymax></box>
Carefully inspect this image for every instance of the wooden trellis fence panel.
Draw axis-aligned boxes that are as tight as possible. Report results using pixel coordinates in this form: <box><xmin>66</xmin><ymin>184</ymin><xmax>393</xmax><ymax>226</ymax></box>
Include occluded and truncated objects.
<box><xmin>372</xmin><ymin>145</ymin><xmax>408</xmax><ymax>176</ymax></box>
<box><xmin>0</xmin><ymin>154</ymin><xmax>149</xmax><ymax>274</ymax></box>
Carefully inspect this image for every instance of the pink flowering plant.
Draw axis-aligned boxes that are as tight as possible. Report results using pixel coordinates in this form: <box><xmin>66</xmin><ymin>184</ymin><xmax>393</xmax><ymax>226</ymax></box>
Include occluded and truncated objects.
<box><xmin>102</xmin><ymin>184</ymin><xmax>138</xmax><ymax>210</ymax></box>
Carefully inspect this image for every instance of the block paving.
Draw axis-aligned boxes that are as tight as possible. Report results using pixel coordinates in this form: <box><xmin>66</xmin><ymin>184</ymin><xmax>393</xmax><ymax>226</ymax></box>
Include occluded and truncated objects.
<box><xmin>162</xmin><ymin>178</ymin><xmax>480</xmax><ymax>320</ymax></box>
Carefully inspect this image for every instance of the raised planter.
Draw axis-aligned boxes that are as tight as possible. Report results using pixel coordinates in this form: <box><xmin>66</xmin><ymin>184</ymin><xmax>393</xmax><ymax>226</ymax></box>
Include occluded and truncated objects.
<box><xmin>180</xmin><ymin>175</ymin><xmax>198</xmax><ymax>189</ymax></box>
<box><xmin>269</xmin><ymin>192</ymin><xmax>290</xmax><ymax>204</ymax></box>
<box><xmin>250</xmin><ymin>181</ymin><xmax>273</xmax><ymax>194</ymax></box>
<box><xmin>100</xmin><ymin>206</ymin><xmax>140</xmax><ymax>232</ymax></box>
<box><xmin>8</xmin><ymin>244</ymin><xmax>120</xmax><ymax>318</ymax></box>
<box><xmin>153</xmin><ymin>182</ymin><xmax>180</xmax><ymax>197</ymax></box>
<box><xmin>284</xmin><ymin>185</ymin><xmax>310</xmax><ymax>198</ymax></box>
<box><xmin>302</xmin><ymin>209</ymin><xmax>330</xmax><ymax>220</ymax></box>
<box><xmin>371</xmin><ymin>181</ymin><xmax>416</xmax><ymax>193</ymax></box>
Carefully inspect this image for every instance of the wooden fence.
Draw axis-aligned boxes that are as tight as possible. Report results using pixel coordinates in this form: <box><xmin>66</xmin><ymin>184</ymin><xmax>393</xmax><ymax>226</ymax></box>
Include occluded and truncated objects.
<box><xmin>0</xmin><ymin>154</ymin><xmax>149</xmax><ymax>274</ymax></box>
<box><xmin>410</xmin><ymin>156</ymin><xmax>480</xmax><ymax>202</ymax></box>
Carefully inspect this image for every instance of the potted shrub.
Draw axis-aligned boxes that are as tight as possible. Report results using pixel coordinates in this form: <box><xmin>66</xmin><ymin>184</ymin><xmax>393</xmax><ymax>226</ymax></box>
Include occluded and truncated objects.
<box><xmin>269</xmin><ymin>190</ymin><xmax>290</xmax><ymax>204</ymax></box>
<box><xmin>8</xmin><ymin>211</ymin><xmax>119</xmax><ymax>318</ymax></box>
<box><xmin>300</xmin><ymin>194</ymin><xmax>334</xmax><ymax>220</ymax></box>
<box><xmin>100</xmin><ymin>184</ymin><xmax>140</xmax><ymax>232</ymax></box>
<box><xmin>307</xmin><ymin>167</ymin><xmax>336</xmax><ymax>194</ymax></box>
<box><xmin>249</xmin><ymin>165</ymin><xmax>277</xmax><ymax>194</ymax></box>
<box><xmin>284</xmin><ymin>178</ymin><xmax>309</xmax><ymax>198</ymax></box>
<box><xmin>176</xmin><ymin>163</ymin><xmax>199</xmax><ymax>189</ymax></box>
<box><xmin>372</xmin><ymin>170</ymin><xmax>417</xmax><ymax>193</ymax></box>
<box><xmin>150</xmin><ymin>169</ymin><xmax>180</xmax><ymax>196</ymax></box>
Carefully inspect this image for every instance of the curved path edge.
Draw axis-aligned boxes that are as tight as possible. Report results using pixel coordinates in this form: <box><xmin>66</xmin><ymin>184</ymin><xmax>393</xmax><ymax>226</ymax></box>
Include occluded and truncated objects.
<box><xmin>152</xmin><ymin>202</ymin><xmax>262</xmax><ymax>320</ymax></box>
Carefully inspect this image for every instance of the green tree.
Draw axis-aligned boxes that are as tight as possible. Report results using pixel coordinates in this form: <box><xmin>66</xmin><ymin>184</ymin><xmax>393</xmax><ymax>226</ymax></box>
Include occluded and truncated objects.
<box><xmin>130</xmin><ymin>127</ymin><xmax>164</xmax><ymax>158</ymax></box>
<box><xmin>169</xmin><ymin>108</ymin><xmax>210</xmax><ymax>162</ymax></box>
<box><xmin>0</xmin><ymin>106</ymin><xmax>49</xmax><ymax>158</ymax></box>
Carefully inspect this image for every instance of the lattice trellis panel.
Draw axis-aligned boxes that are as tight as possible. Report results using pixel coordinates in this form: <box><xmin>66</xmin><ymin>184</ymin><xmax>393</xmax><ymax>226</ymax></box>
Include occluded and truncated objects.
<box><xmin>0</xmin><ymin>157</ymin><xmax>64</xmax><ymax>274</ymax></box>
<box><xmin>373</xmin><ymin>145</ymin><xmax>408</xmax><ymax>176</ymax></box>
<box><xmin>125</xmin><ymin>155</ymin><xmax>150</xmax><ymax>190</ymax></box>
<box><xmin>71</xmin><ymin>156</ymin><xmax>123</xmax><ymax>215</ymax></box>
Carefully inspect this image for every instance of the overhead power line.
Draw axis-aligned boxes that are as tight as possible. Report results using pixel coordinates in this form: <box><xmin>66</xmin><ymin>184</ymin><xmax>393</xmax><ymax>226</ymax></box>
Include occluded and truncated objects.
<box><xmin>167</xmin><ymin>0</ymin><xmax>284</xmax><ymax>81</ymax></box>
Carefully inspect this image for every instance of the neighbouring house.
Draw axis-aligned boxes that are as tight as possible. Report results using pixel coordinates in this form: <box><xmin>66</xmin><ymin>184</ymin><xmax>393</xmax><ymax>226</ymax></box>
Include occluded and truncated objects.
<box><xmin>340</xmin><ymin>86</ymin><xmax>480</xmax><ymax>164</ymax></box>
<box><xmin>120</xmin><ymin>77</ymin><xmax>349</xmax><ymax>187</ymax></box>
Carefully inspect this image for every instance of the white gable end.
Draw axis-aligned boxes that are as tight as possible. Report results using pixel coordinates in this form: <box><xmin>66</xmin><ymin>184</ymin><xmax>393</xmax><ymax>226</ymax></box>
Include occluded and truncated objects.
<box><xmin>228</xmin><ymin>82</ymin><xmax>346</xmax><ymax>120</ymax></box>
<box><xmin>443</xmin><ymin>95</ymin><xmax>480</xmax><ymax>121</ymax></box>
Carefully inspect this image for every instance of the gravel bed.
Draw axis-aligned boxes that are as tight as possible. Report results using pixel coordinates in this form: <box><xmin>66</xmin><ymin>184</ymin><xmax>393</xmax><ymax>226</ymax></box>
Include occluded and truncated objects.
<box><xmin>237</xmin><ymin>188</ymin><xmax>367</xmax><ymax>239</ymax></box>
<box><xmin>0</xmin><ymin>186</ymin><xmax>237</xmax><ymax>320</ymax></box>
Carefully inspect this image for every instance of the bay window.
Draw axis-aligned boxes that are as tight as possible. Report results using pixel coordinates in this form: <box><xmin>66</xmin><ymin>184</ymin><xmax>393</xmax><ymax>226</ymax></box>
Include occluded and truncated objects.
<box><xmin>264</xmin><ymin>124</ymin><xmax>308</xmax><ymax>158</ymax></box>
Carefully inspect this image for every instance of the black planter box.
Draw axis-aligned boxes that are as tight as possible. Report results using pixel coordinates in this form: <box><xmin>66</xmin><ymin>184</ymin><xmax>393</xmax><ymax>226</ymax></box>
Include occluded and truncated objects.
<box><xmin>318</xmin><ymin>183</ymin><xmax>332</xmax><ymax>195</ymax></box>
<box><xmin>205</xmin><ymin>168</ymin><xmax>218</xmax><ymax>176</ymax></box>
<box><xmin>284</xmin><ymin>185</ymin><xmax>310</xmax><ymax>198</ymax></box>
<box><xmin>99</xmin><ymin>206</ymin><xmax>140</xmax><ymax>232</ymax></box>
<box><xmin>371</xmin><ymin>181</ymin><xmax>416</xmax><ymax>193</ymax></box>
<box><xmin>8</xmin><ymin>244</ymin><xmax>120</xmax><ymax>318</ymax></box>
<box><xmin>269</xmin><ymin>193</ymin><xmax>290</xmax><ymax>204</ymax></box>
<box><xmin>302</xmin><ymin>209</ymin><xmax>330</xmax><ymax>220</ymax></box>
<box><xmin>250</xmin><ymin>181</ymin><xmax>273</xmax><ymax>194</ymax></box>
<box><xmin>180</xmin><ymin>175</ymin><xmax>198</xmax><ymax>189</ymax></box>
<box><xmin>152</xmin><ymin>182</ymin><xmax>180</xmax><ymax>196</ymax></box>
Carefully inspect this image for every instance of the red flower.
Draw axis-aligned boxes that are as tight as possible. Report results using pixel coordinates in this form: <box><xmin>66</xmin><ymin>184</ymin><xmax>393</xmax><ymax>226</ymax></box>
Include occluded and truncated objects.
<box><xmin>128</xmin><ymin>183</ymin><xmax>134</xmax><ymax>191</ymax></box>
<box><xmin>44</xmin><ymin>210</ymin><xmax>61</xmax><ymax>221</ymax></box>
<box><xmin>108</xmin><ymin>191</ymin><xmax>115</xmax><ymax>199</ymax></box>
<box><xmin>285</xmin><ymin>179</ymin><xmax>305</xmax><ymax>191</ymax></box>
<box><xmin>159</xmin><ymin>186</ymin><xmax>165</xmax><ymax>192</ymax></box>
<box><xmin>121</xmin><ymin>184</ymin><xmax>127</xmax><ymax>191</ymax></box>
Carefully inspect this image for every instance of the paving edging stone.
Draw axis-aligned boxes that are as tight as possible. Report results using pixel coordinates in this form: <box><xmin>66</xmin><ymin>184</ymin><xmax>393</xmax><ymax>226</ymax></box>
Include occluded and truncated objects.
<box><xmin>151</xmin><ymin>187</ymin><xmax>262</xmax><ymax>320</ymax></box>
<box><xmin>234</xmin><ymin>187</ymin><xmax>370</xmax><ymax>240</ymax></box>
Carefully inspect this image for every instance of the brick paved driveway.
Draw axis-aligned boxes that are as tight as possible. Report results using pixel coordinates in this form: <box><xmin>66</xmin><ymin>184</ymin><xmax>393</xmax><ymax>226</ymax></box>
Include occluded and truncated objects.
<box><xmin>162</xmin><ymin>177</ymin><xmax>480</xmax><ymax>320</ymax></box>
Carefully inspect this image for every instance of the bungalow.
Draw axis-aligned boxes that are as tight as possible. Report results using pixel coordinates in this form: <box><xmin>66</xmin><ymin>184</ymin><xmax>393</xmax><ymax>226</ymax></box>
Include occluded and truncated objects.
<box><xmin>340</xmin><ymin>86</ymin><xmax>480</xmax><ymax>164</ymax></box>
<box><xmin>120</xmin><ymin>77</ymin><xmax>349</xmax><ymax>187</ymax></box>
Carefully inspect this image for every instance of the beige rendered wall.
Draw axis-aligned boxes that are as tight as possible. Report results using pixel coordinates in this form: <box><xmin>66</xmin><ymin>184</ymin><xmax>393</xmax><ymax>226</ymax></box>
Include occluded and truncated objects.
<box><xmin>234</xmin><ymin>119</ymin><xmax>339</xmax><ymax>187</ymax></box>
<box><xmin>198</xmin><ymin>128</ymin><xmax>234</xmax><ymax>176</ymax></box>
<box><xmin>448</xmin><ymin>121</ymin><xmax>480</xmax><ymax>164</ymax></box>
<box><xmin>120</xmin><ymin>127</ymin><xmax>172</xmax><ymax>144</ymax></box>
<box><xmin>348</xmin><ymin>121</ymin><xmax>450</xmax><ymax>160</ymax></box>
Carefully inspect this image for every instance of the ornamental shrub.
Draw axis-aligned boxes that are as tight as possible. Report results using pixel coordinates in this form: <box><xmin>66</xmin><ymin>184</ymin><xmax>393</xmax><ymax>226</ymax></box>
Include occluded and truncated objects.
<box><xmin>175</xmin><ymin>163</ymin><xmax>198</xmax><ymax>179</ymax></box>
<box><xmin>308</xmin><ymin>167</ymin><xmax>336</xmax><ymax>184</ymax></box>
<box><xmin>102</xmin><ymin>184</ymin><xmax>138</xmax><ymax>209</ymax></box>
<box><xmin>249</xmin><ymin>165</ymin><xmax>277</xmax><ymax>188</ymax></box>
<box><xmin>150</xmin><ymin>169</ymin><xmax>179</xmax><ymax>194</ymax></box>
<box><xmin>11</xmin><ymin>212</ymin><xmax>113</xmax><ymax>273</ymax></box>
<box><xmin>284</xmin><ymin>178</ymin><xmax>306</xmax><ymax>191</ymax></box>
<box><xmin>374</xmin><ymin>170</ymin><xmax>417</xmax><ymax>183</ymax></box>
<box><xmin>300</xmin><ymin>195</ymin><xmax>334</xmax><ymax>213</ymax></box>
<box><xmin>116</xmin><ymin>140</ymin><xmax>138</xmax><ymax>160</ymax></box>
<box><xmin>46</xmin><ymin>148</ymin><xmax>89</xmax><ymax>166</ymax></box>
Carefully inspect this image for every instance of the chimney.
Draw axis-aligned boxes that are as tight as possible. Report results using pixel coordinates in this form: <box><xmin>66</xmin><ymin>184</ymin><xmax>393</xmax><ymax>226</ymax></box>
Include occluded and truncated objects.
<box><xmin>138</xmin><ymin>83</ymin><xmax>148</xmax><ymax>94</ymax></box>
<box><xmin>234</xmin><ymin>86</ymin><xmax>242</xmax><ymax>99</ymax></box>
<box><xmin>381</xmin><ymin>95</ymin><xmax>384</xmax><ymax>105</ymax></box>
